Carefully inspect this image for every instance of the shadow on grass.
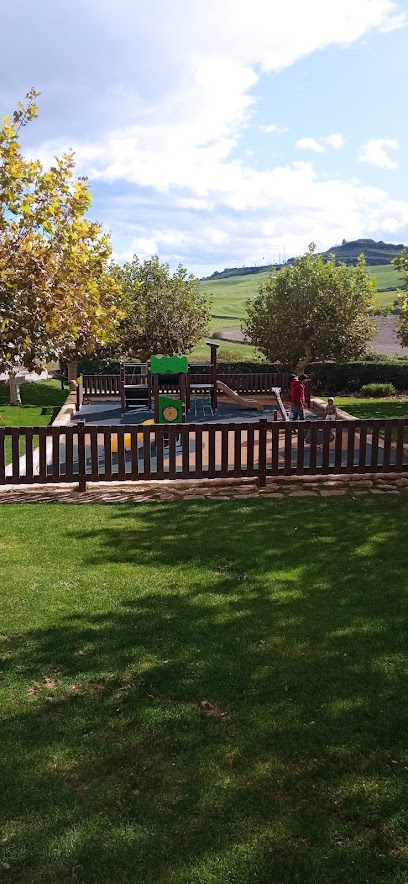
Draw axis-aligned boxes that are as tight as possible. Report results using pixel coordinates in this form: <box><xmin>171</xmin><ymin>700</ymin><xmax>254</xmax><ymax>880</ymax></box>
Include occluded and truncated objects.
<box><xmin>1</xmin><ymin>498</ymin><xmax>408</xmax><ymax>883</ymax></box>
<box><xmin>0</xmin><ymin>381</ymin><xmax>66</xmax><ymax>409</ymax></box>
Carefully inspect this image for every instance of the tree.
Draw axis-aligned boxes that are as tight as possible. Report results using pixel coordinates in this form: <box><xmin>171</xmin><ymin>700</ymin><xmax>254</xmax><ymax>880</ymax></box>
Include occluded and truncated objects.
<box><xmin>243</xmin><ymin>245</ymin><xmax>377</xmax><ymax>371</ymax></box>
<box><xmin>0</xmin><ymin>89</ymin><xmax>123</xmax><ymax>402</ymax></box>
<box><xmin>117</xmin><ymin>256</ymin><xmax>211</xmax><ymax>362</ymax></box>
<box><xmin>393</xmin><ymin>250</ymin><xmax>408</xmax><ymax>347</ymax></box>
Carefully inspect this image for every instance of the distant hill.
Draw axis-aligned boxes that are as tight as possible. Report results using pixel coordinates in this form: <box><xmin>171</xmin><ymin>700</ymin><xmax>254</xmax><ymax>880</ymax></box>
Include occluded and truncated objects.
<box><xmin>316</xmin><ymin>238</ymin><xmax>406</xmax><ymax>266</ymax></box>
<box><xmin>203</xmin><ymin>239</ymin><xmax>407</xmax><ymax>281</ymax></box>
<box><xmin>204</xmin><ymin>263</ymin><xmax>277</xmax><ymax>281</ymax></box>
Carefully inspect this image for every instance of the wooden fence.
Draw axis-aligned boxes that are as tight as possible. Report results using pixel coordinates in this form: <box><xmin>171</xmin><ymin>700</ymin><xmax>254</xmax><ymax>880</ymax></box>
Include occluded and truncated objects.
<box><xmin>1</xmin><ymin>418</ymin><xmax>407</xmax><ymax>489</ymax></box>
<box><xmin>80</xmin><ymin>372</ymin><xmax>311</xmax><ymax>406</ymax></box>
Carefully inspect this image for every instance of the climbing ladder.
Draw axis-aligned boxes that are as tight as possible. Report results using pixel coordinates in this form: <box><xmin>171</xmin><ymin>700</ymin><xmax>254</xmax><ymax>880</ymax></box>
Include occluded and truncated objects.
<box><xmin>193</xmin><ymin>388</ymin><xmax>214</xmax><ymax>418</ymax></box>
<box><xmin>272</xmin><ymin>387</ymin><xmax>290</xmax><ymax>421</ymax></box>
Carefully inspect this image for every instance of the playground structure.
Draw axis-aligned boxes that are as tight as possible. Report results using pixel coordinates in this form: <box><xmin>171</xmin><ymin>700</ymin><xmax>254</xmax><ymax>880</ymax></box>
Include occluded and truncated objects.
<box><xmin>119</xmin><ymin>341</ymin><xmax>290</xmax><ymax>424</ymax></box>
<box><xmin>3</xmin><ymin>361</ymin><xmax>408</xmax><ymax>487</ymax></box>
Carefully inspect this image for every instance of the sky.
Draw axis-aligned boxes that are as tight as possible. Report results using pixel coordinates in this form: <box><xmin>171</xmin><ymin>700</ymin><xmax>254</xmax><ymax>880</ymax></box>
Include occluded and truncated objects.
<box><xmin>1</xmin><ymin>0</ymin><xmax>408</xmax><ymax>276</ymax></box>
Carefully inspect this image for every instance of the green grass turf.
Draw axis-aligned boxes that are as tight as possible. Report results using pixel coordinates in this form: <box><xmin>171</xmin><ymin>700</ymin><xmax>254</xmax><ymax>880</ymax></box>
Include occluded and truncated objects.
<box><xmin>1</xmin><ymin>498</ymin><xmax>408</xmax><ymax>883</ymax></box>
<box><xmin>336</xmin><ymin>397</ymin><xmax>408</xmax><ymax>420</ymax></box>
<box><xmin>0</xmin><ymin>381</ymin><xmax>67</xmax><ymax>462</ymax></box>
<box><xmin>371</xmin><ymin>265</ymin><xmax>402</xmax><ymax>296</ymax></box>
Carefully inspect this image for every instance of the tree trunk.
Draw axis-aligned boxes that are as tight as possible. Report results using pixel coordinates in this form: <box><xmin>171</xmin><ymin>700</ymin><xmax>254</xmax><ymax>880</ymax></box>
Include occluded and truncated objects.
<box><xmin>67</xmin><ymin>360</ymin><xmax>79</xmax><ymax>384</ymax></box>
<box><xmin>9</xmin><ymin>369</ymin><xmax>22</xmax><ymax>406</ymax></box>
<box><xmin>296</xmin><ymin>344</ymin><xmax>313</xmax><ymax>374</ymax></box>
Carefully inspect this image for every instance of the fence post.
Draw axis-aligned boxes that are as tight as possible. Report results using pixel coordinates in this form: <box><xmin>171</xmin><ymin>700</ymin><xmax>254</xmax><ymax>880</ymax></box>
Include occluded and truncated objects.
<box><xmin>76</xmin><ymin>375</ymin><xmax>84</xmax><ymax>413</ymax></box>
<box><xmin>258</xmin><ymin>418</ymin><xmax>267</xmax><ymax>488</ymax></box>
<box><xmin>77</xmin><ymin>420</ymin><xmax>87</xmax><ymax>492</ymax></box>
<box><xmin>305</xmin><ymin>378</ymin><xmax>311</xmax><ymax>407</ymax></box>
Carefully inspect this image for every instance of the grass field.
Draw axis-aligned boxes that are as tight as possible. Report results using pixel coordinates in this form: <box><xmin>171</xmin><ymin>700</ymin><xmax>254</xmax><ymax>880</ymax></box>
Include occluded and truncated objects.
<box><xmin>336</xmin><ymin>397</ymin><xmax>408</xmax><ymax>420</ymax></box>
<box><xmin>190</xmin><ymin>264</ymin><xmax>405</xmax><ymax>361</ymax></box>
<box><xmin>1</xmin><ymin>497</ymin><xmax>408</xmax><ymax>884</ymax></box>
<box><xmin>0</xmin><ymin>381</ymin><xmax>67</xmax><ymax>461</ymax></box>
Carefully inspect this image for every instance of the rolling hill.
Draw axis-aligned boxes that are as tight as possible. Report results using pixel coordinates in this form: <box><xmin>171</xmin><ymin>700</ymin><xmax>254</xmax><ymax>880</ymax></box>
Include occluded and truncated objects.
<box><xmin>190</xmin><ymin>261</ymin><xmax>405</xmax><ymax>361</ymax></box>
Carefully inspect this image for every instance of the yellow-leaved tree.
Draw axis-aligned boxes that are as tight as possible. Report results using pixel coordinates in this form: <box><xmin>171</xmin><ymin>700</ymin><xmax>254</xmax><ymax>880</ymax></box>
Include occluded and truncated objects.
<box><xmin>0</xmin><ymin>89</ymin><xmax>123</xmax><ymax>403</ymax></box>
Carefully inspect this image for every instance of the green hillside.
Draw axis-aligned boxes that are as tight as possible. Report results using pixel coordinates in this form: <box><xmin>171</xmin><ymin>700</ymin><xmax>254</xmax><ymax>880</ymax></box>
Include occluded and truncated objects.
<box><xmin>190</xmin><ymin>262</ymin><xmax>405</xmax><ymax>361</ymax></box>
<box><xmin>198</xmin><ymin>263</ymin><xmax>404</xmax><ymax>320</ymax></box>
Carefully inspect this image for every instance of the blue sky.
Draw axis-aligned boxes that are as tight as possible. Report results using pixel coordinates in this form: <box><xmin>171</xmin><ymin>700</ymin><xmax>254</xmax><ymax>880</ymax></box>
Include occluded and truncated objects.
<box><xmin>1</xmin><ymin>0</ymin><xmax>408</xmax><ymax>275</ymax></box>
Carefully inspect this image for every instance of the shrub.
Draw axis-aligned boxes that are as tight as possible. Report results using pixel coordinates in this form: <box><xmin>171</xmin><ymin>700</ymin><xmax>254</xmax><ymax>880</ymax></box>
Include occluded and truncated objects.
<box><xmin>361</xmin><ymin>382</ymin><xmax>395</xmax><ymax>397</ymax></box>
<box><xmin>306</xmin><ymin>362</ymin><xmax>408</xmax><ymax>393</ymax></box>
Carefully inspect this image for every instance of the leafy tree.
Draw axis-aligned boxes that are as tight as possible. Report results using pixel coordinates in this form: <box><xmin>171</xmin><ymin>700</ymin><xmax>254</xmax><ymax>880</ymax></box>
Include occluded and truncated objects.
<box><xmin>243</xmin><ymin>245</ymin><xmax>377</xmax><ymax>371</ymax></box>
<box><xmin>0</xmin><ymin>89</ymin><xmax>123</xmax><ymax>402</ymax></box>
<box><xmin>393</xmin><ymin>250</ymin><xmax>408</xmax><ymax>347</ymax></box>
<box><xmin>117</xmin><ymin>256</ymin><xmax>211</xmax><ymax>362</ymax></box>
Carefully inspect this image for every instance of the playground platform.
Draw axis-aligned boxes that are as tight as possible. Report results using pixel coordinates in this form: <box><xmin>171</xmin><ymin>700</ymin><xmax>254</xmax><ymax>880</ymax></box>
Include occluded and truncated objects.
<box><xmin>72</xmin><ymin>395</ymin><xmax>318</xmax><ymax>426</ymax></box>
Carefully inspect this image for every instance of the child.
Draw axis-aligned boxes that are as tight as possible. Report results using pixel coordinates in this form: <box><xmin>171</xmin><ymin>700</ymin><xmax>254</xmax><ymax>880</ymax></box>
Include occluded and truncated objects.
<box><xmin>324</xmin><ymin>397</ymin><xmax>338</xmax><ymax>421</ymax></box>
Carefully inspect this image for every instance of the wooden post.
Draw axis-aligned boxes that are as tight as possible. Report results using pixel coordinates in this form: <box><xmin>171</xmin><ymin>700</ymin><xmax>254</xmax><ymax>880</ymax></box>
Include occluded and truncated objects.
<box><xmin>180</xmin><ymin>373</ymin><xmax>187</xmax><ymax>421</ymax></box>
<box><xmin>153</xmin><ymin>374</ymin><xmax>159</xmax><ymax>423</ymax></box>
<box><xmin>258</xmin><ymin>418</ymin><xmax>267</xmax><ymax>488</ymax></box>
<box><xmin>208</xmin><ymin>342</ymin><xmax>219</xmax><ymax>411</ymax></box>
<box><xmin>147</xmin><ymin>368</ymin><xmax>152</xmax><ymax>410</ymax></box>
<box><xmin>185</xmin><ymin>371</ymin><xmax>191</xmax><ymax>412</ymax></box>
<box><xmin>305</xmin><ymin>378</ymin><xmax>311</xmax><ymax>407</ymax></box>
<box><xmin>77</xmin><ymin>420</ymin><xmax>87</xmax><ymax>492</ymax></box>
<box><xmin>120</xmin><ymin>363</ymin><xmax>126</xmax><ymax>414</ymax></box>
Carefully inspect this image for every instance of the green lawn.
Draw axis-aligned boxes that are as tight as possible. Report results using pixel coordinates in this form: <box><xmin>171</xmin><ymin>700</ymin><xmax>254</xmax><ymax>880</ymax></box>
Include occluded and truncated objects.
<box><xmin>336</xmin><ymin>397</ymin><xmax>408</xmax><ymax>420</ymax></box>
<box><xmin>1</xmin><ymin>498</ymin><xmax>408</xmax><ymax>883</ymax></box>
<box><xmin>0</xmin><ymin>381</ymin><xmax>67</xmax><ymax>462</ymax></box>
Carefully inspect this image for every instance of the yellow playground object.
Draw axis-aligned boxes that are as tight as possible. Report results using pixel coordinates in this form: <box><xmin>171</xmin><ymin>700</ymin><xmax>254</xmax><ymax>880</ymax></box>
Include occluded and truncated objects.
<box><xmin>111</xmin><ymin>420</ymin><xmax>155</xmax><ymax>453</ymax></box>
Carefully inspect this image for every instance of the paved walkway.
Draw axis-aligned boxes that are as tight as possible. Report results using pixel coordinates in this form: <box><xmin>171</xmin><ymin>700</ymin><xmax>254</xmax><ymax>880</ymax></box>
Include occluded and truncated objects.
<box><xmin>0</xmin><ymin>475</ymin><xmax>407</xmax><ymax>503</ymax></box>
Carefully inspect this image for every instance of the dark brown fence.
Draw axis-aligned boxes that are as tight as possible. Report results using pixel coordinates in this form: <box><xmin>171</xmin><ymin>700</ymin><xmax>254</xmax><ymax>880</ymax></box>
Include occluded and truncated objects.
<box><xmin>1</xmin><ymin>418</ymin><xmax>408</xmax><ymax>489</ymax></box>
<box><xmin>82</xmin><ymin>375</ymin><xmax>121</xmax><ymax>396</ymax></box>
<box><xmin>81</xmin><ymin>372</ymin><xmax>310</xmax><ymax>404</ymax></box>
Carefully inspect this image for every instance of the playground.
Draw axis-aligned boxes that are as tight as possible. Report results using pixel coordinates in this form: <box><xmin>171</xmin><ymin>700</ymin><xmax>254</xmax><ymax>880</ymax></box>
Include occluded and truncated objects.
<box><xmin>2</xmin><ymin>354</ymin><xmax>408</xmax><ymax>486</ymax></box>
<box><xmin>64</xmin><ymin>345</ymin><xmax>407</xmax><ymax>481</ymax></box>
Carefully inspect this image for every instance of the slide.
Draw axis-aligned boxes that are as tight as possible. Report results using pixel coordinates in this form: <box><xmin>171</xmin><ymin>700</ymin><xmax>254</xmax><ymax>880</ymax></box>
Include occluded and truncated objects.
<box><xmin>216</xmin><ymin>380</ymin><xmax>263</xmax><ymax>411</ymax></box>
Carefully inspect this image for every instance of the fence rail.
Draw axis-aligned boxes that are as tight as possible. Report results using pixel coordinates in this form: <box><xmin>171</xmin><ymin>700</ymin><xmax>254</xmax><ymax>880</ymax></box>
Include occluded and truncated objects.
<box><xmin>1</xmin><ymin>418</ymin><xmax>407</xmax><ymax>488</ymax></box>
<box><xmin>81</xmin><ymin>372</ymin><xmax>311</xmax><ymax>404</ymax></box>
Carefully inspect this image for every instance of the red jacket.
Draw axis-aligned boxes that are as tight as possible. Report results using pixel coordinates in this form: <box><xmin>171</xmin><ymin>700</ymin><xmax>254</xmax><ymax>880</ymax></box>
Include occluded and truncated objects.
<box><xmin>290</xmin><ymin>379</ymin><xmax>305</xmax><ymax>406</ymax></box>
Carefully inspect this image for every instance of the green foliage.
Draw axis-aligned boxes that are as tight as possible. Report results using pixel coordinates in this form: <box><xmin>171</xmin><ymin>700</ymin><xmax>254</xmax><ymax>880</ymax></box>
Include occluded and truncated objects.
<box><xmin>393</xmin><ymin>249</ymin><xmax>408</xmax><ymax>347</ymax></box>
<box><xmin>117</xmin><ymin>256</ymin><xmax>211</xmax><ymax>362</ymax></box>
<box><xmin>361</xmin><ymin>382</ymin><xmax>395</xmax><ymax>397</ymax></box>
<box><xmin>243</xmin><ymin>246</ymin><xmax>377</xmax><ymax>370</ymax></box>
<box><xmin>308</xmin><ymin>361</ymin><xmax>408</xmax><ymax>394</ymax></box>
<box><xmin>0</xmin><ymin>90</ymin><xmax>123</xmax><ymax>385</ymax></box>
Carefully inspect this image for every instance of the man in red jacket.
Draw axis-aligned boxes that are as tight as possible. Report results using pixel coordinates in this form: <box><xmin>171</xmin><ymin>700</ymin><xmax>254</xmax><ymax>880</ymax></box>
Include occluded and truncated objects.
<box><xmin>290</xmin><ymin>373</ymin><xmax>306</xmax><ymax>420</ymax></box>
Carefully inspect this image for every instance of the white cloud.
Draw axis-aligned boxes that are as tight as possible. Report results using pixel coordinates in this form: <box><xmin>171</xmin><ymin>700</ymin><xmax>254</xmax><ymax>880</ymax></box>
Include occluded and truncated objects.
<box><xmin>1</xmin><ymin>0</ymin><xmax>406</xmax><ymax>272</ymax></box>
<box><xmin>296</xmin><ymin>137</ymin><xmax>326</xmax><ymax>152</ymax></box>
<box><xmin>296</xmin><ymin>133</ymin><xmax>344</xmax><ymax>152</ymax></box>
<box><xmin>92</xmin><ymin>160</ymin><xmax>408</xmax><ymax>275</ymax></box>
<box><xmin>359</xmin><ymin>138</ymin><xmax>398</xmax><ymax>169</ymax></box>
<box><xmin>379</xmin><ymin>10</ymin><xmax>407</xmax><ymax>30</ymax></box>
<box><xmin>325</xmin><ymin>133</ymin><xmax>344</xmax><ymax>150</ymax></box>
<box><xmin>260</xmin><ymin>124</ymin><xmax>288</xmax><ymax>133</ymax></box>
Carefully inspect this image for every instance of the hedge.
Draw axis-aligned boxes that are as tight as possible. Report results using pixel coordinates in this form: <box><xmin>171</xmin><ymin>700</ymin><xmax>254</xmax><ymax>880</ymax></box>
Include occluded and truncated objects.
<box><xmin>306</xmin><ymin>362</ymin><xmax>408</xmax><ymax>393</ymax></box>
